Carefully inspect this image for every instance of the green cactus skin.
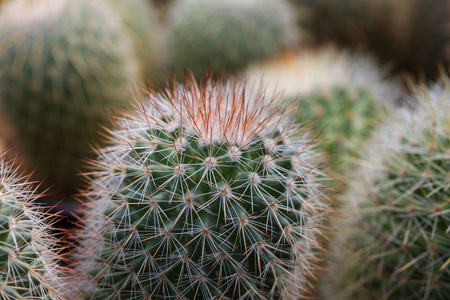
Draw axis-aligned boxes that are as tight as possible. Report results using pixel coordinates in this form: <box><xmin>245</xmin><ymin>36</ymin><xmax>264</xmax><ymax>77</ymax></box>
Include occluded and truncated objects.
<box><xmin>291</xmin><ymin>0</ymin><xmax>448</xmax><ymax>80</ymax></box>
<box><xmin>0</xmin><ymin>154</ymin><xmax>64</xmax><ymax>299</ymax></box>
<box><xmin>325</xmin><ymin>80</ymin><xmax>450</xmax><ymax>299</ymax></box>
<box><xmin>297</xmin><ymin>87</ymin><xmax>379</xmax><ymax>173</ymax></box>
<box><xmin>168</xmin><ymin>0</ymin><xmax>299</xmax><ymax>80</ymax></box>
<box><xmin>105</xmin><ymin>0</ymin><xmax>169</xmax><ymax>84</ymax></box>
<box><xmin>0</xmin><ymin>0</ymin><xmax>140</xmax><ymax>197</ymax></box>
<box><xmin>245</xmin><ymin>47</ymin><xmax>401</xmax><ymax>176</ymax></box>
<box><xmin>75</xmin><ymin>77</ymin><xmax>331</xmax><ymax>299</ymax></box>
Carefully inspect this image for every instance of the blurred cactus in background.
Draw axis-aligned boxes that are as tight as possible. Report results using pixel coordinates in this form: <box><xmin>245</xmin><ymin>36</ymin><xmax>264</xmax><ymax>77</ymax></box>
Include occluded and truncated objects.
<box><xmin>245</xmin><ymin>46</ymin><xmax>402</xmax><ymax>176</ymax></box>
<box><xmin>291</xmin><ymin>0</ymin><xmax>449</xmax><ymax>80</ymax></box>
<box><xmin>0</xmin><ymin>153</ymin><xmax>65</xmax><ymax>299</ymax></box>
<box><xmin>324</xmin><ymin>78</ymin><xmax>450</xmax><ymax>299</ymax></box>
<box><xmin>105</xmin><ymin>0</ymin><xmax>169</xmax><ymax>85</ymax></box>
<box><xmin>74</xmin><ymin>77</ymin><xmax>331</xmax><ymax>299</ymax></box>
<box><xmin>0</xmin><ymin>0</ymin><xmax>140</xmax><ymax>198</ymax></box>
<box><xmin>168</xmin><ymin>0</ymin><xmax>299</xmax><ymax>80</ymax></box>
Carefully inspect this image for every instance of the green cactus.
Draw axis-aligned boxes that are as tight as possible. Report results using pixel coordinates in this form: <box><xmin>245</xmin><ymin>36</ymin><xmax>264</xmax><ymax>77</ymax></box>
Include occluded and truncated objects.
<box><xmin>324</xmin><ymin>79</ymin><xmax>450</xmax><ymax>299</ymax></box>
<box><xmin>291</xmin><ymin>0</ymin><xmax>449</xmax><ymax>79</ymax></box>
<box><xmin>74</xmin><ymin>77</ymin><xmax>331</xmax><ymax>299</ymax></box>
<box><xmin>0</xmin><ymin>154</ymin><xmax>64</xmax><ymax>299</ymax></box>
<box><xmin>0</xmin><ymin>0</ymin><xmax>140</xmax><ymax>197</ymax></box>
<box><xmin>245</xmin><ymin>47</ymin><xmax>401</xmax><ymax>175</ymax></box>
<box><xmin>168</xmin><ymin>0</ymin><xmax>299</xmax><ymax>80</ymax></box>
<box><xmin>105</xmin><ymin>0</ymin><xmax>169</xmax><ymax>84</ymax></box>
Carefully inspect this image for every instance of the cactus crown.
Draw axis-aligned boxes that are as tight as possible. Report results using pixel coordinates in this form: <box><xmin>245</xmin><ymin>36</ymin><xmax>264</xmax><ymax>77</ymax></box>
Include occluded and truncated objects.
<box><xmin>0</xmin><ymin>154</ymin><xmax>64</xmax><ymax>299</ymax></box>
<box><xmin>76</xmin><ymin>76</ymin><xmax>331</xmax><ymax>299</ymax></box>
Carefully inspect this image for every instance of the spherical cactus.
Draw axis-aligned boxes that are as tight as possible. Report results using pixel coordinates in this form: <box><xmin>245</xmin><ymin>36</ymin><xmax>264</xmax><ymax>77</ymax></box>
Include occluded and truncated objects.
<box><xmin>324</xmin><ymin>79</ymin><xmax>450</xmax><ymax>299</ymax></box>
<box><xmin>0</xmin><ymin>0</ymin><xmax>140</xmax><ymax>197</ymax></box>
<box><xmin>167</xmin><ymin>0</ymin><xmax>299</xmax><ymax>80</ymax></box>
<box><xmin>0</xmin><ymin>153</ymin><xmax>64</xmax><ymax>299</ymax></box>
<box><xmin>105</xmin><ymin>0</ymin><xmax>169</xmax><ymax>84</ymax></box>
<box><xmin>74</xmin><ymin>77</ymin><xmax>331</xmax><ymax>299</ymax></box>
<box><xmin>245</xmin><ymin>46</ymin><xmax>401</xmax><ymax>175</ymax></box>
<box><xmin>291</xmin><ymin>0</ymin><xmax>449</xmax><ymax>80</ymax></box>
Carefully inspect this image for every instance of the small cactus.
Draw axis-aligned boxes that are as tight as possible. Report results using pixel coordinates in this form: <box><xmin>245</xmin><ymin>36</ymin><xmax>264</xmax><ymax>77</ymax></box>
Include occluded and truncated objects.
<box><xmin>325</xmin><ymin>79</ymin><xmax>450</xmax><ymax>299</ymax></box>
<box><xmin>0</xmin><ymin>0</ymin><xmax>140</xmax><ymax>197</ymax></box>
<box><xmin>167</xmin><ymin>0</ymin><xmax>299</xmax><ymax>80</ymax></box>
<box><xmin>245</xmin><ymin>46</ymin><xmax>401</xmax><ymax>175</ymax></box>
<box><xmin>74</xmin><ymin>76</ymin><xmax>331</xmax><ymax>299</ymax></box>
<box><xmin>0</xmin><ymin>153</ymin><xmax>64</xmax><ymax>299</ymax></box>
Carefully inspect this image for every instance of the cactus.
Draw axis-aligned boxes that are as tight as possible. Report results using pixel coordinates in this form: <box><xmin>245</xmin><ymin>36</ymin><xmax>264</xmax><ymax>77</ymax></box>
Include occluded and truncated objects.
<box><xmin>74</xmin><ymin>76</ymin><xmax>331</xmax><ymax>299</ymax></box>
<box><xmin>105</xmin><ymin>0</ymin><xmax>169</xmax><ymax>84</ymax></box>
<box><xmin>0</xmin><ymin>0</ymin><xmax>140</xmax><ymax>197</ymax></box>
<box><xmin>0</xmin><ymin>153</ymin><xmax>64</xmax><ymax>299</ymax></box>
<box><xmin>167</xmin><ymin>0</ymin><xmax>299</xmax><ymax>80</ymax></box>
<box><xmin>245</xmin><ymin>46</ymin><xmax>401</xmax><ymax>175</ymax></box>
<box><xmin>324</xmin><ymin>79</ymin><xmax>450</xmax><ymax>299</ymax></box>
<box><xmin>291</xmin><ymin>0</ymin><xmax>449</xmax><ymax>79</ymax></box>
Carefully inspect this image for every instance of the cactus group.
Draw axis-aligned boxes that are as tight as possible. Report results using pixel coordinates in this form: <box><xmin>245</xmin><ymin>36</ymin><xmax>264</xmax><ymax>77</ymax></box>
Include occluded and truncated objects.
<box><xmin>0</xmin><ymin>154</ymin><xmax>63</xmax><ymax>299</ymax></box>
<box><xmin>0</xmin><ymin>0</ymin><xmax>140</xmax><ymax>196</ymax></box>
<box><xmin>245</xmin><ymin>47</ymin><xmax>401</xmax><ymax>174</ymax></box>
<box><xmin>167</xmin><ymin>0</ymin><xmax>298</xmax><ymax>79</ymax></box>
<box><xmin>324</xmin><ymin>80</ymin><xmax>450</xmax><ymax>299</ymax></box>
<box><xmin>74</xmin><ymin>77</ymin><xmax>331</xmax><ymax>299</ymax></box>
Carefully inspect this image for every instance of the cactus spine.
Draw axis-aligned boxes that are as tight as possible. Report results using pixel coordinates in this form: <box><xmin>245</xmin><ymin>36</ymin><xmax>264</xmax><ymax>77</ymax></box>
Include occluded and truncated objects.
<box><xmin>325</xmin><ymin>79</ymin><xmax>450</xmax><ymax>299</ymax></box>
<box><xmin>75</xmin><ymin>77</ymin><xmax>331</xmax><ymax>299</ymax></box>
<box><xmin>0</xmin><ymin>0</ymin><xmax>140</xmax><ymax>197</ymax></box>
<box><xmin>167</xmin><ymin>0</ymin><xmax>298</xmax><ymax>79</ymax></box>
<box><xmin>0</xmin><ymin>153</ymin><xmax>64</xmax><ymax>299</ymax></box>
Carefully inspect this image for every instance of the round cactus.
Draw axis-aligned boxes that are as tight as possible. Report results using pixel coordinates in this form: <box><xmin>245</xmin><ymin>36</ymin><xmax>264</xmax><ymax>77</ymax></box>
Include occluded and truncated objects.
<box><xmin>0</xmin><ymin>153</ymin><xmax>64</xmax><ymax>299</ymax></box>
<box><xmin>324</xmin><ymin>79</ymin><xmax>450</xmax><ymax>299</ymax></box>
<box><xmin>74</xmin><ymin>77</ymin><xmax>331</xmax><ymax>299</ymax></box>
<box><xmin>167</xmin><ymin>0</ymin><xmax>299</xmax><ymax>80</ymax></box>
<box><xmin>245</xmin><ymin>46</ymin><xmax>401</xmax><ymax>175</ymax></box>
<box><xmin>0</xmin><ymin>0</ymin><xmax>140</xmax><ymax>197</ymax></box>
<box><xmin>105</xmin><ymin>0</ymin><xmax>169</xmax><ymax>84</ymax></box>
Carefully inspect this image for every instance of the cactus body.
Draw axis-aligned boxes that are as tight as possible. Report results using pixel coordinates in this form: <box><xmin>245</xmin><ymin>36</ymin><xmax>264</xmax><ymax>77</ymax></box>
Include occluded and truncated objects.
<box><xmin>245</xmin><ymin>47</ymin><xmax>400</xmax><ymax>175</ymax></box>
<box><xmin>0</xmin><ymin>0</ymin><xmax>140</xmax><ymax>196</ymax></box>
<box><xmin>0</xmin><ymin>154</ymin><xmax>63</xmax><ymax>299</ymax></box>
<box><xmin>325</xmin><ymin>80</ymin><xmax>450</xmax><ymax>299</ymax></box>
<box><xmin>105</xmin><ymin>0</ymin><xmax>168</xmax><ymax>84</ymax></box>
<box><xmin>75</xmin><ymin>77</ymin><xmax>331</xmax><ymax>299</ymax></box>
<box><xmin>168</xmin><ymin>0</ymin><xmax>298</xmax><ymax>79</ymax></box>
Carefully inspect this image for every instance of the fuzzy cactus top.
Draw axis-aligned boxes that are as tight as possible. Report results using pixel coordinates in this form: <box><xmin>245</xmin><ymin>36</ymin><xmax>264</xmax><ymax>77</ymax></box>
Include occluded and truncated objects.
<box><xmin>75</xmin><ymin>77</ymin><xmax>331</xmax><ymax>299</ymax></box>
<box><xmin>245</xmin><ymin>47</ymin><xmax>401</xmax><ymax>175</ymax></box>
